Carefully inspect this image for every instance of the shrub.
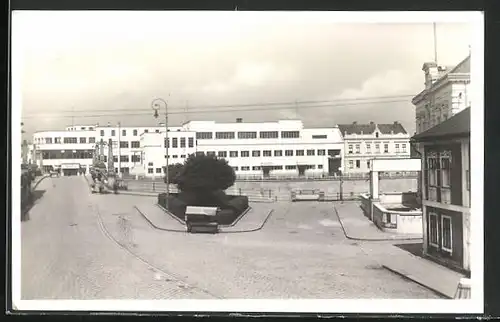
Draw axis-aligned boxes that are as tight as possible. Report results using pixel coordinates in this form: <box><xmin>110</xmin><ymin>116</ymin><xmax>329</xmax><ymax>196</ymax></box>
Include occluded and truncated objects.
<box><xmin>216</xmin><ymin>209</ymin><xmax>237</xmax><ymax>225</ymax></box>
<box><xmin>164</xmin><ymin>163</ymin><xmax>184</xmax><ymax>184</ymax></box>
<box><xmin>227</xmin><ymin>195</ymin><xmax>249</xmax><ymax>213</ymax></box>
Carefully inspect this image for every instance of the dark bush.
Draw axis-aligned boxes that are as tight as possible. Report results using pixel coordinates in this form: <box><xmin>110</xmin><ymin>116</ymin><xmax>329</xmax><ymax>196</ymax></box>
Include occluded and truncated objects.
<box><xmin>227</xmin><ymin>195</ymin><xmax>249</xmax><ymax>213</ymax></box>
<box><xmin>216</xmin><ymin>209</ymin><xmax>237</xmax><ymax>225</ymax></box>
<box><xmin>164</xmin><ymin>163</ymin><xmax>184</xmax><ymax>184</ymax></box>
<box><xmin>166</xmin><ymin>195</ymin><xmax>188</xmax><ymax>221</ymax></box>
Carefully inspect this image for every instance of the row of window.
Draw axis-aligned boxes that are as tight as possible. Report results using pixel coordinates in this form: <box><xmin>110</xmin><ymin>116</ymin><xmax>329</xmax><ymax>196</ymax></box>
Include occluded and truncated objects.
<box><xmin>425</xmin><ymin>151</ymin><xmax>452</xmax><ymax>204</ymax></box>
<box><xmin>197</xmin><ymin>149</ymin><xmax>340</xmax><ymax>158</ymax></box>
<box><xmin>348</xmin><ymin>160</ymin><xmax>371</xmax><ymax>169</ymax></box>
<box><xmin>231</xmin><ymin>165</ymin><xmax>322</xmax><ymax>171</ymax></box>
<box><xmin>195</xmin><ymin>130</ymin><xmax>305</xmax><ymax>140</ymax></box>
<box><xmin>97</xmin><ymin>155</ymin><xmax>141</xmax><ymax>163</ymax></box>
<box><xmin>348</xmin><ymin>143</ymin><xmax>407</xmax><ymax>154</ymax></box>
<box><xmin>163</xmin><ymin>137</ymin><xmax>195</xmax><ymax>148</ymax></box>
<box><xmin>99</xmin><ymin>128</ymin><xmax>182</xmax><ymax>137</ymax></box>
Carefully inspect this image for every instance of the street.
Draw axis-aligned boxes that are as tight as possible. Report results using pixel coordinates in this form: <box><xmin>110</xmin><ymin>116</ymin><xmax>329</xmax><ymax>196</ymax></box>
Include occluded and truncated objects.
<box><xmin>21</xmin><ymin>175</ymin><xmax>440</xmax><ymax>299</ymax></box>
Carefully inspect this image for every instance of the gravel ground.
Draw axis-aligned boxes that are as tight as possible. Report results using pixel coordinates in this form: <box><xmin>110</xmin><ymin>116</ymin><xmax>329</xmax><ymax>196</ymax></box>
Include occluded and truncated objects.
<box><xmin>21</xmin><ymin>176</ymin><xmax>439</xmax><ymax>300</ymax></box>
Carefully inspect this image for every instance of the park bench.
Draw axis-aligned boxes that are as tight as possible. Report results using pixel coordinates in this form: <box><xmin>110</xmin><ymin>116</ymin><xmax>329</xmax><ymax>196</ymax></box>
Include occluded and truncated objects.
<box><xmin>185</xmin><ymin>206</ymin><xmax>219</xmax><ymax>234</ymax></box>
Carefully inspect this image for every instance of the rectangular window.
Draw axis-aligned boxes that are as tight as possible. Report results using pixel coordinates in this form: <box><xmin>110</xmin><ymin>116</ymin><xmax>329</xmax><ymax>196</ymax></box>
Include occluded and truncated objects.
<box><xmin>312</xmin><ymin>135</ymin><xmax>327</xmax><ymax>139</ymax></box>
<box><xmin>133</xmin><ymin>129</ymin><xmax>138</xmax><ymax>136</ymax></box>
<box><xmin>113</xmin><ymin>156</ymin><xmax>118</xmax><ymax>162</ymax></box>
<box><xmin>366</xmin><ymin>144</ymin><xmax>371</xmax><ymax>153</ymax></box>
<box><xmin>111</xmin><ymin>130</ymin><xmax>116</xmax><ymax>136</ymax></box>
<box><xmin>196</xmin><ymin>132</ymin><xmax>213</xmax><ymax>139</ymax></box>
<box><xmin>395</xmin><ymin>143</ymin><xmax>400</xmax><ymax>153</ymax></box>
<box><xmin>89</xmin><ymin>137</ymin><xmax>96</xmax><ymax>143</ymax></box>
<box><xmin>263</xmin><ymin>150</ymin><xmax>272</xmax><ymax>157</ymax></box>
<box><xmin>188</xmin><ymin>137</ymin><xmax>194</xmax><ymax>147</ymax></box>
<box><xmin>375</xmin><ymin>144</ymin><xmax>380</xmax><ymax>153</ymax></box>
<box><xmin>355</xmin><ymin>144</ymin><xmax>360</xmax><ymax>154</ymax></box>
<box><xmin>317</xmin><ymin>149</ymin><xmax>326</xmax><ymax>156</ymax></box>
<box><xmin>384</xmin><ymin>143</ymin><xmax>389</xmax><ymax>153</ymax></box>
<box><xmin>252</xmin><ymin>150</ymin><xmax>261</xmax><ymax>157</ymax></box>
<box><xmin>180</xmin><ymin>138</ymin><xmax>186</xmax><ymax>148</ymax></box>
<box><xmin>348</xmin><ymin>160</ymin><xmax>354</xmax><ymax>169</ymax></box>
<box><xmin>180</xmin><ymin>155</ymin><xmax>186</xmax><ymax>158</ymax></box>
<box><xmin>144</xmin><ymin>129</ymin><xmax>149</xmax><ymax>133</ymax></box>
<box><xmin>259</xmin><ymin>131</ymin><xmax>279</xmax><ymax>139</ymax></box>
<box><xmin>285</xmin><ymin>150</ymin><xmax>294</xmax><ymax>156</ymax></box>
<box><xmin>348</xmin><ymin>144</ymin><xmax>353</xmax><ymax>154</ymax></box>
<box><xmin>79</xmin><ymin>137</ymin><xmax>86</xmax><ymax>143</ymax></box>
<box><xmin>156</xmin><ymin>168</ymin><xmax>162</xmax><ymax>174</ymax></box>
<box><xmin>285</xmin><ymin>165</ymin><xmax>295</xmax><ymax>170</ymax></box>
<box><xmin>274</xmin><ymin>150</ymin><xmax>283</xmax><ymax>157</ymax></box>
<box><xmin>131</xmin><ymin>155</ymin><xmax>141</xmax><ymax>163</ymax></box>
<box><xmin>238</xmin><ymin>131</ymin><xmax>257</xmax><ymax>139</ymax></box>
<box><xmin>441</xmin><ymin>215</ymin><xmax>453</xmax><ymax>253</ymax></box>
<box><xmin>63</xmin><ymin>137</ymin><xmax>78</xmax><ymax>144</ymax></box>
<box><xmin>172</xmin><ymin>138</ymin><xmax>178</xmax><ymax>148</ymax></box>
<box><xmin>172</xmin><ymin>155</ymin><xmax>178</xmax><ymax>159</ymax></box>
<box><xmin>230</xmin><ymin>151</ymin><xmax>238</xmax><ymax>158</ymax></box>
<box><xmin>429</xmin><ymin>212</ymin><xmax>439</xmax><ymax>247</ymax></box>
<box><xmin>252</xmin><ymin>166</ymin><xmax>261</xmax><ymax>171</ymax></box>
<box><xmin>148</xmin><ymin>168</ymin><xmax>154</xmax><ymax>174</ymax></box>
<box><xmin>307</xmin><ymin>149</ymin><xmax>315</xmax><ymax>156</ymax></box>
<box><xmin>296</xmin><ymin>150</ymin><xmax>304</xmax><ymax>156</ymax></box>
<box><xmin>155</xmin><ymin>129</ymin><xmax>160</xmax><ymax>133</ymax></box>
<box><xmin>120</xmin><ymin>155</ymin><xmax>129</xmax><ymax>162</ymax></box>
<box><xmin>402</xmin><ymin>144</ymin><xmax>407</xmax><ymax>153</ymax></box>
<box><xmin>215</xmin><ymin>132</ymin><xmax>235</xmax><ymax>139</ymax></box>
<box><xmin>131</xmin><ymin>141</ymin><xmax>140</xmax><ymax>148</ymax></box>
<box><xmin>356</xmin><ymin>160</ymin><xmax>360</xmax><ymax>168</ymax></box>
<box><xmin>367</xmin><ymin>160</ymin><xmax>371</xmax><ymax>169</ymax></box>
<box><xmin>148</xmin><ymin>162</ymin><xmax>153</xmax><ymax>166</ymax></box>
<box><xmin>217</xmin><ymin>151</ymin><xmax>227</xmax><ymax>158</ymax></box>
<box><xmin>440</xmin><ymin>152</ymin><xmax>451</xmax><ymax>187</ymax></box>
<box><xmin>122</xmin><ymin>130</ymin><xmax>126</xmax><ymax>136</ymax></box>
<box><xmin>100</xmin><ymin>130</ymin><xmax>105</xmax><ymax>136</ymax></box>
<box><xmin>427</xmin><ymin>153</ymin><xmax>438</xmax><ymax>187</ymax></box>
<box><xmin>164</xmin><ymin>138</ymin><xmax>169</xmax><ymax>148</ymax></box>
<box><xmin>281</xmin><ymin>131</ymin><xmax>300</xmax><ymax>139</ymax></box>
<box><xmin>318</xmin><ymin>165</ymin><xmax>323</xmax><ymax>169</ymax></box>
<box><xmin>206</xmin><ymin>151</ymin><xmax>216</xmax><ymax>157</ymax></box>
<box><xmin>241</xmin><ymin>151</ymin><xmax>250</xmax><ymax>157</ymax></box>
<box><xmin>232</xmin><ymin>166</ymin><xmax>239</xmax><ymax>171</ymax></box>
<box><xmin>120</xmin><ymin>141</ymin><xmax>129</xmax><ymax>148</ymax></box>
<box><xmin>241</xmin><ymin>166</ymin><xmax>250</xmax><ymax>171</ymax></box>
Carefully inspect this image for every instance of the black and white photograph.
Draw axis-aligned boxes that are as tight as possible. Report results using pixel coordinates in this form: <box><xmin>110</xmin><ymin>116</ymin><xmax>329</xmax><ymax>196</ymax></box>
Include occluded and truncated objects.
<box><xmin>11</xmin><ymin>10</ymin><xmax>484</xmax><ymax>314</ymax></box>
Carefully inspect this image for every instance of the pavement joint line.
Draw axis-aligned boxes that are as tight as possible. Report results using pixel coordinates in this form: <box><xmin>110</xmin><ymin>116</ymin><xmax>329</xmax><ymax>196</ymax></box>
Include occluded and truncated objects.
<box><xmin>332</xmin><ymin>204</ymin><xmax>423</xmax><ymax>242</ymax></box>
<box><xmin>94</xmin><ymin>204</ymin><xmax>222</xmax><ymax>299</ymax></box>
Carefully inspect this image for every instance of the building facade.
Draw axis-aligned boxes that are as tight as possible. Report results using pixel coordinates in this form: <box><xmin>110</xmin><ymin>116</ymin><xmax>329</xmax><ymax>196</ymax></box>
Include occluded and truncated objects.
<box><xmin>30</xmin><ymin>119</ymin><xmax>345</xmax><ymax>178</ymax></box>
<box><xmin>412</xmin><ymin>55</ymin><xmax>471</xmax><ymax>135</ymax></box>
<box><xmin>338</xmin><ymin>121</ymin><xmax>411</xmax><ymax>174</ymax></box>
<box><xmin>412</xmin><ymin>108</ymin><xmax>470</xmax><ymax>273</ymax></box>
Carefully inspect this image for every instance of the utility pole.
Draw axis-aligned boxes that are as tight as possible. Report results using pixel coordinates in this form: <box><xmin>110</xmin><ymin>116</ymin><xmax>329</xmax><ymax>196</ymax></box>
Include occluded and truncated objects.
<box><xmin>117</xmin><ymin>122</ymin><xmax>121</xmax><ymax>177</ymax></box>
<box><xmin>433</xmin><ymin>22</ymin><xmax>438</xmax><ymax>65</ymax></box>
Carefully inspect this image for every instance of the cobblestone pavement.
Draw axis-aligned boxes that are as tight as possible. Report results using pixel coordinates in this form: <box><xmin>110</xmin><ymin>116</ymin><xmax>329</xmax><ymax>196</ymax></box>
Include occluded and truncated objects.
<box><xmin>21</xmin><ymin>176</ymin><xmax>213</xmax><ymax>299</ymax></box>
<box><xmin>21</xmin><ymin>176</ymin><xmax>440</xmax><ymax>300</ymax></box>
<box><xmin>97</xmin><ymin>196</ymin><xmax>441</xmax><ymax>299</ymax></box>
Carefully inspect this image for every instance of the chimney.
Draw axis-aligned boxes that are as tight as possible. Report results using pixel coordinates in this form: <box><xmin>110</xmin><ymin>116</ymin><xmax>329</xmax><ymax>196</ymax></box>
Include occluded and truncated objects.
<box><xmin>394</xmin><ymin>121</ymin><xmax>398</xmax><ymax>125</ymax></box>
<box><xmin>352</xmin><ymin>121</ymin><xmax>357</xmax><ymax>125</ymax></box>
<box><xmin>236</xmin><ymin>118</ymin><xmax>242</xmax><ymax>123</ymax></box>
<box><xmin>370</xmin><ymin>121</ymin><xmax>374</xmax><ymax>125</ymax></box>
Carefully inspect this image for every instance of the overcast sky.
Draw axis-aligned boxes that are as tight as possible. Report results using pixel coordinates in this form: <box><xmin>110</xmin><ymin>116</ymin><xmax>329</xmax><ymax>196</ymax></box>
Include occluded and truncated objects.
<box><xmin>13</xmin><ymin>11</ymin><xmax>475</xmax><ymax>139</ymax></box>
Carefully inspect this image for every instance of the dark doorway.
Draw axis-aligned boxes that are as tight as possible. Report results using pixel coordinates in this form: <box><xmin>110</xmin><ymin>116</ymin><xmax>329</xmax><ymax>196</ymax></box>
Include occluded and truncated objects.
<box><xmin>328</xmin><ymin>157</ymin><xmax>342</xmax><ymax>175</ymax></box>
<box><xmin>297</xmin><ymin>165</ymin><xmax>307</xmax><ymax>176</ymax></box>
<box><xmin>63</xmin><ymin>169</ymin><xmax>78</xmax><ymax>176</ymax></box>
<box><xmin>262</xmin><ymin>166</ymin><xmax>271</xmax><ymax>178</ymax></box>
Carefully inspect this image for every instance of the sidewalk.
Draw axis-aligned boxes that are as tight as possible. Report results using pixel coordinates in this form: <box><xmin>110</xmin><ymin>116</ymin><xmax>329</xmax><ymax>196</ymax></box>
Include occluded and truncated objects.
<box><xmin>380</xmin><ymin>246</ymin><xmax>464</xmax><ymax>299</ymax></box>
<box><xmin>334</xmin><ymin>201</ymin><xmax>422</xmax><ymax>241</ymax></box>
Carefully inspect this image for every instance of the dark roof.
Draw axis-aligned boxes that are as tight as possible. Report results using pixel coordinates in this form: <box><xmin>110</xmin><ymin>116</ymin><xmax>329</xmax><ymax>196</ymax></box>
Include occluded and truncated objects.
<box><xmin>338</xmin><ymin>122</ymin><xmax>407</xmax><ymax>135</ymax></box>
<box><xmin>412</xmin><ymin>107</ymin><xmax>470</xmax><ymax>142</ymax></box>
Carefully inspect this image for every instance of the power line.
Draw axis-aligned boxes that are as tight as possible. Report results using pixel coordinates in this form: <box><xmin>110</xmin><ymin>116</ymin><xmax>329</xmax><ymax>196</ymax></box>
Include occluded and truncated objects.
<box><xmin>24</xmin><ymin>94</ymin><xmax>416</xmax><ymax>116</ymax></box>
<box><xmin>21</xmin><ymin>97</ymin><xmax>412</xmax><ymax>120</ymax></box>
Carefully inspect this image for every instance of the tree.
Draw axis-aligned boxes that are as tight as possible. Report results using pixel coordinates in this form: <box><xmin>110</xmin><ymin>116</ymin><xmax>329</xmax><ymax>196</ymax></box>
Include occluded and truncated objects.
<box><xmin>164</xmin><ymin>163</ymin><xmax>184</xmax><ymax>184</ymax></box>
<box><xmin>174</xmin><ymin>154</ymin><xmax>236</xmax><ymax>205</ymax></box>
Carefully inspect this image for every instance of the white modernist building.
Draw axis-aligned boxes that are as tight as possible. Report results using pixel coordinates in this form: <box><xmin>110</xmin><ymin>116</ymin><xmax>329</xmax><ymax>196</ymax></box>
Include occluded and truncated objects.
<box><xmin>338</xmin><ymin>121</ymin><xmax>411</xmax><ymax>174</ymax></box>
<box><xmin>30</xmin><ymin>119</ymin><xmax>345</xmax><ymax>177</ymax></box>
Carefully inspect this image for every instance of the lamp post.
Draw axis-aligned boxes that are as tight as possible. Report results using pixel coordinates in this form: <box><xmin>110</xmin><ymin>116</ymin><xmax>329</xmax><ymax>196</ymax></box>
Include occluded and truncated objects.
<box><xmin>152</xmin><ymin>97</ymin><xmax>170</xmax><ymax>199</ymax></box>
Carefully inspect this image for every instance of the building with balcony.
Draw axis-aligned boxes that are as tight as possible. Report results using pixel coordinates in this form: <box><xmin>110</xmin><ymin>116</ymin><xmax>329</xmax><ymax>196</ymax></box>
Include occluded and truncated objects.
<box><xmin>338</xmin><ymin>121</ymin><xmax>411</xmax><ymax>174</ymax></box>
<box><xmin>412</xmin><ymin>107</ymin><xmax>470</xmax><ymax>273</ymax></box>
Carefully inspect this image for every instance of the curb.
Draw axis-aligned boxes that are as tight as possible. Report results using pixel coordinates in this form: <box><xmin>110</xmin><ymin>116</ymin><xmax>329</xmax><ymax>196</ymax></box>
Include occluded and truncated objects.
<box><xmin>156</xmin><ymin>203</ymin><xmax>186</xmax><ymax>225</ymax></box>
<box><xmin>219</xmin><ymin>209</ymin><xmax>274</xmax><ymax>234</ymax></box>
<box><xmin>32</xmin><ymin>175</ymin><xmax>50</xmax><ymax>191</ymax></box>
<box><xmin>333</xmin><ymin>205</ymin><xmax>423</xmax><ymax>242</ymax></box>
<box><xmin>381</xmin><ymin>265</ymin><xmax>451</xmax><ymax>299</ymax></box>
<box><xmin>133</xmin><ymin>206</ymin><xmax>187</xmax><ymax>233</ymax></box>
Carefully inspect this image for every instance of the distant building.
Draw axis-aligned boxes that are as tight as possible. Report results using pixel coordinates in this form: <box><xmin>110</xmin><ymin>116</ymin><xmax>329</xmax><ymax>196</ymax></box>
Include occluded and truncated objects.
<box><xmin>412</xmin><ymin>55</ymin><xmax>471</xmax><ymax>135</ymax></box>
<box><xmin>412</xmin><ymin>107</ymin><xmax>470</xmax><ymax>274</ymax></box>
<box><xmin>337</xmin><ymin>121</ymin><xmax>411</xmax><ymax>174</ymax></box>
<box><xmin>31</xmin><ymin>119</ymin><xmax>345</xmax><ymax>178</ymax></box>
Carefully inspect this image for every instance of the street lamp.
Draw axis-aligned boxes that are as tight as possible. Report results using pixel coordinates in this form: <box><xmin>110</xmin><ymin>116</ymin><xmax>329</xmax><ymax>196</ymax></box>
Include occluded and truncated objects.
<box><xmin>152</xmin><ymin>97</ymin><xmax>170</xmax><ymax>199</ymax></box>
